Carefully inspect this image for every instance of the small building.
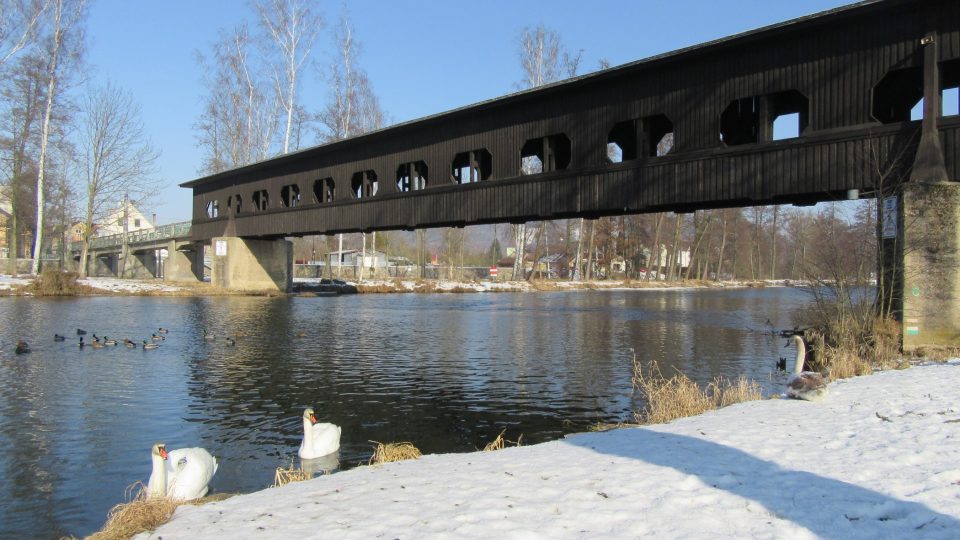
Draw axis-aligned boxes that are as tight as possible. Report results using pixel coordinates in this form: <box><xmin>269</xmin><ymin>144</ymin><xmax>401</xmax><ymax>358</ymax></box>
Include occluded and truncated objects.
<box><xmin>533</xmin><ymin>253</ymin><xmax>570</xmax><ymax>279</ymax></box>
<box><xmin>327</xmin><ymin>249</ymin><xmax>388</xmax><ymax>269</ymax></box>
<box><xmin>0</xmin><ymin>186</ymin><xmax>33</xmax><ymax>259</ymax></box>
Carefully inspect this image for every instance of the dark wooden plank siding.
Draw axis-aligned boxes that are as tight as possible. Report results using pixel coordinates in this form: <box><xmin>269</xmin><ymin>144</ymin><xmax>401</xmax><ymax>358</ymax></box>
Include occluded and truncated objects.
<box><xmin>187</xmin><ymin>0</ymin><xmax>958</xmax><ymax>240</ymax></box>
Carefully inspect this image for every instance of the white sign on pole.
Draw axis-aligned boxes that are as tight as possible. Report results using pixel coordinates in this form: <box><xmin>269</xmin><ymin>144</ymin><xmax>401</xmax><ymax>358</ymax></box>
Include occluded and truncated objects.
<box><xmin>882</xmin><ymin>196</ymin><xmax>898</xmax><ymax>239</ymax></box>
<box><xmin>215</xmin><ymin>240</ymin><xmax>228</xmax><ymax>256</ymax></box>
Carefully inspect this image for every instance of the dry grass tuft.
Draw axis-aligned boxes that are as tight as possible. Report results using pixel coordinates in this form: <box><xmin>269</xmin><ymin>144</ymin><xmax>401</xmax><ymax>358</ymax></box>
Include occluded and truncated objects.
<box><xmin>85</xmin><ymin>483</ymin><xmax>235</xmax><ymax>540</ymax></box>
<box><xmin>85</xmin><ymin>484</ymin><xmax>178</xmax><ymax>540</ymax></box>
<box><xmin>25</xmin><ymin>269</ymin><xmax>99</xmax><ymax>296</ymax></box>
<box><xmin>801</xmin><ymin>316</ymin><xmax>904</xmax><ymax>380</ymax></box>
<box><xmin>632</xmin><ymin>353</ymin><xmax>762</xmax><ymax>425</ymax></box>
<box><xmin>482</xmin><ymin>429</ymin><xmax>523</xmax><ymax>451</ymax></box>
<box><xmin>273</xmin><ymin>461</ymin><xmax>310</xmax><ymax>488</ymax></box>
<box><xmin>273</xmin><ymin>467</ymin><xmax>309</xmax><ymax>487</ymax></box>
<box><xmin>368</xmin><ymin>441</ymin><xmax>422</xmax><ymax>465</ymax></box>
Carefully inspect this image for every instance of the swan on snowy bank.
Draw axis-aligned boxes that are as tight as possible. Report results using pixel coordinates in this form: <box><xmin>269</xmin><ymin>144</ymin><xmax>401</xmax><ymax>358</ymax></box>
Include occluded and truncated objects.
<box><xmin>299</xmin><ymin>407</ymin><xmax>341</xmax><ymax>459</ymax></box>
<box><xmin>148</xmin><ymin>442</ymin><xmax>218</xmax><ymax>500</ymax></box>
<box><xmin>786</xmin><ymin>335</ymin><xmax>828</xmax><ymax>401</ymax></box>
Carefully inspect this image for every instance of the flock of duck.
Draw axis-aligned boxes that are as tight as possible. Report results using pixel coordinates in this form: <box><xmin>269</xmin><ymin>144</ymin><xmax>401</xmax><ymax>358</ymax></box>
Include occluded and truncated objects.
<box><xmin>149</xmin><ymin>407</ymin><xmax>341</xmax><ymax>500</ymax></box>
<box><xmin>14</xmin><ymin>327</ymin><xmax>171</xmax><ymax>353</ymax></box>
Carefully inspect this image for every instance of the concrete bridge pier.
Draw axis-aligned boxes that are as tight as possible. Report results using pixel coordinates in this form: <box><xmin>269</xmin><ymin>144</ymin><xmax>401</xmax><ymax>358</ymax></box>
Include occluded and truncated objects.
<box><xmin>124</xmin><ymin>249</ymin><xmax>160</xmax><ymax>279</ymax></box>
<box><xmin>894</xmin><ymin>33</ymin><xmax>959</xmax><ymax>351</ymax></box>
<box><xmin>899</xmin><ymin>183</ymin><xmax>960</xmax><ymax>351</ymax></box>
<box><xmin>92</xmin><ymin>253</ymin><xmax>117</xmax><ymax>277</ymax></box>
<box><xmin>210</xmin><ymin>237</ymin><xmax>292</xmax><ymax>292</ymax></box>
<box><xmin>164</xmin><ymin>240</ymin><xmax>203</xmax><ymax>283</ymax></box>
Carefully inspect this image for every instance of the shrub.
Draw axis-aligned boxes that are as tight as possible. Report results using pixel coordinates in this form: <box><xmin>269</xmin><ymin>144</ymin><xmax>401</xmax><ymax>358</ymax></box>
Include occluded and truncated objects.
<box><xmin>27</xmin><ymin>269</ymin><xmax>95</xmax><ymax>296</ymax></box>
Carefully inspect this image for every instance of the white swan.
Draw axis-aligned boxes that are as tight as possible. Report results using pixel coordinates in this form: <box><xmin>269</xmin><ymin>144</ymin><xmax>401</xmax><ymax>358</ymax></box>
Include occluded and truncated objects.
<box><xmin>147</xmin><ymin>442</ymin><xmax>218</xmax><ymax>500</ymax></box>
<box><xmin>298</xmin><ymin>407</ymin><xmax>341</xmax><ymax>459</ymax></box>
<box><xmin>786</xmin><ymin>335</ymin><xmax>829</xmax><ymax>401</ymax></box>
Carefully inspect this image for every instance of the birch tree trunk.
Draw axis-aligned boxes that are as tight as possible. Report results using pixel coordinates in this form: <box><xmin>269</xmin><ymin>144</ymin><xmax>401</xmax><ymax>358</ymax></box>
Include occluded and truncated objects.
<box><xmin>572</xmin><ymin>217</ymin><xmax>584</xmax><ymax>280</ymax></box>
<box><xmin>715</xmin><ymin>211</ymin><xmax>729</xmax><ymax>282</ymax></box>
<box><xmin>648</xmin><ymin>213</ymin><xmax>663</xmax><ymax>282</ymax></box>
<box><xmin>31</xmin><ymin>0</ymin><xmax>65</xmax><ymax>275</ymax></box>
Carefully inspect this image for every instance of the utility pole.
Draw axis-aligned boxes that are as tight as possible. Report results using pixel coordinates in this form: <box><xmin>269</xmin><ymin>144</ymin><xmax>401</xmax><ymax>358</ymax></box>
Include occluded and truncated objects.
<box><xmin>337</xmin><ymin>233</ymin><xmax>343</xmax><ymax>279</ymax></box>
<box><xmin>120</xmin><ymin>193</ymin><xmax>130</xmax><ymax>278</ymax></box>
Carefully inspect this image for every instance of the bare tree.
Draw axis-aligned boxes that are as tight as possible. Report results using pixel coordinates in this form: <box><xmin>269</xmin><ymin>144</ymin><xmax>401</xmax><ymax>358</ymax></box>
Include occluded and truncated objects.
<box><xmin>1</xmin><ymin>52</ymin><xmax>44</xmax><ymax>273</ymax></box>
<box><xmin>196</xmin><ymin>24</ymin><xmax>278</xmax><ymax>174</ymax></box>
<box><xmin>514</xmin><ymin>25</ymin><xmax>582</xmax><ymax>280</ymax></box>
<box><xmin>31</xmin><ymin>0</ymin><xmax>85</xmax><ymax>275</ymax></box>
<box><xmin>315</xmin><ymin>14</ymin><xmax>384</xmax><ymax>142</ymax></box>
<box><xmin>313</xmin><ymin>13</ymin><xmax>385</xmax><ymax>270</ymax></box>
<box><xmin>0</xmin><ymin>0</ymin><xmax>47</xmax><ymax>67</ymax></box>
<box><xmin>253</xmin><ymin>0</ymin><xmax>322</xmax><ymax>154</ymax></box>
<box><xmin>74</xmin><ymin>82</ymin><xmax>158</xmax><ymax>277</ymax></box>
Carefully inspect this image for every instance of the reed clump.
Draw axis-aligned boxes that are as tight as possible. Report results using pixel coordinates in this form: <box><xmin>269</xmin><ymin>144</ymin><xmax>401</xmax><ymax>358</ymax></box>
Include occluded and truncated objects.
<box><xmin>632</xmin><ymin>353</ymin><xmax>762</xmax><ymax>425</ymax></box>
<box><xmin>482</xmin><ymin>429</ymin><xmax>523</xmax><ymax>451</ymax></box>
<box><xmin>85</xmin><ymin>484</ymin><xmax>178</xmax><ymax>540</ymax></box>
<box><xmin>801</xmin><ymin>316</ymin><xmax>903</xmax><ymax>380</ymax></box>
<box><xmin>273</xmin><ymin>461</ymin><xmax>310</xmax><ymax>488</ymax></box>
<box><xmin>85</xmin><ymin>484</ymin><xmax>235</xmax><ymax>540</ymax></box>
<box><xmin>368</xmin><ymin>441</ymin><xmax>422</xmax><ymax>465</ymax></box>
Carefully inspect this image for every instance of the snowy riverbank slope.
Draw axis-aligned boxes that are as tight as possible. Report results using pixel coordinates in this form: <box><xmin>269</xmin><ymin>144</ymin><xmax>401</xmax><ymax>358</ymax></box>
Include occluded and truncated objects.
<box><xmin>147</xmin><ymin>361</ymin><xmax>960</xmax><ymax>539</ymax></box>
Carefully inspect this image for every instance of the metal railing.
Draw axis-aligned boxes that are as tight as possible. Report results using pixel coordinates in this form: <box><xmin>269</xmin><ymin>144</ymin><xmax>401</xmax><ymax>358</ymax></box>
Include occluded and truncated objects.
<box><xmin>70</xmin><ymin>221</ymin><xmax>192</xmax><ymax>251</ymax></box>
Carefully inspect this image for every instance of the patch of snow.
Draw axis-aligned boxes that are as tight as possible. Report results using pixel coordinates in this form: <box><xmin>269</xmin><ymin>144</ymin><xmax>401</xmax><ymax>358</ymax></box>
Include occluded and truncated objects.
<box><xmin>79</xmin><ymin>277</ymin><xmax>185</xmax><ymax>293</ymax></box>
<box><xmin>145</xmin><ymin>361</ymin><xmax>960</xmax><ymax>539</ymax></box>
<box><xmin>0</xmin><ymin>275</ymin><xmax>31</xmax><ymax>290</ymax></box>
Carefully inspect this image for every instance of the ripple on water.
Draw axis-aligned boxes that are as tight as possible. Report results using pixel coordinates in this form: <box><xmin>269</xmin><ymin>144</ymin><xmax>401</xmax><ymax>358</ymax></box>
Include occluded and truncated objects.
<box><xmin>0</xmin><ymin>288</ymin><xmax>810</xmax><ymax>538</ymax></box>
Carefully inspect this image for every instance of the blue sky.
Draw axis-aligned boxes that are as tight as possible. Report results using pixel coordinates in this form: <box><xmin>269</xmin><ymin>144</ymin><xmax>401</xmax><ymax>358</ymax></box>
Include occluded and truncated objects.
<box><xmin>85</xmin><ymin>0</ymin><xmax>854</xmax><ymax>223</ymax></box>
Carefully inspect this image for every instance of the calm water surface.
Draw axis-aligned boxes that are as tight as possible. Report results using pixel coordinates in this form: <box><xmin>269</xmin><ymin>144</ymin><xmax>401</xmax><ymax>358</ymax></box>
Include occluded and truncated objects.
<box><xmin>0</xmin><ymin>288</ymin><xmax>809</xmax><ymax>538</ymax></box>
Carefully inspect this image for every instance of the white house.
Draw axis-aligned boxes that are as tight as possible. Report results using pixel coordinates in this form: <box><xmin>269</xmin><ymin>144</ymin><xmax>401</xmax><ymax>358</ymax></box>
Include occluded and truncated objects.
<box><xmin>94</xmin><ymin>200</ymin><xmax>154</xmax><ymax>237</ymax></box>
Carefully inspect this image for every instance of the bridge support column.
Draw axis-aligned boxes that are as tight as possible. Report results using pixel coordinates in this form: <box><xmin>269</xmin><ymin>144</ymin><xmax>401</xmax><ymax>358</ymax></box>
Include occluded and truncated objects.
<box><xmin>164</xmin><ymin>241</ymin><xmax>202</xmax><ymax>283</ymax></box>
<box><xmin>124</xmin><ymin>250</ymin><xmax>159</xmax><ymax>279</ymax></box>
<box><xmin>210</xmin><ymin>237</ymin><xmax>292</xmax><ymax>292</ymax></box>
<box><xmin>93</xmin><ymin>253</ymin><xmax>117</xmax><ymax>277</ymax></box>
<box><xmin>899</xmin><ymin>183</ymin><xmax>960</xmax><ymax>351</ymax></box>
<box><xmin>894</xmin><ymin>33</ymin><xmax>960</xmax><ymax>351</ymax></box>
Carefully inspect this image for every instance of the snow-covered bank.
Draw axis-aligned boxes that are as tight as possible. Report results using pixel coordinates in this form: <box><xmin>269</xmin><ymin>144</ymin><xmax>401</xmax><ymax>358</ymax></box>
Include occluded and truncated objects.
<box><xmin>319</xmin><ymin>277</ymin><xmax>791</xmax><ymax>294</ymax></box>
<box><xmin>144</xmin><ymin>361</ymin><xmax>960</xmax><ymax>539</ymax></box>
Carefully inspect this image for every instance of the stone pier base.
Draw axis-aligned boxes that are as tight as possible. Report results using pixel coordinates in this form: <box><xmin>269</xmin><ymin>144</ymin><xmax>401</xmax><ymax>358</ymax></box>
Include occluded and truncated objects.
<box><xmin>211</xmin><ymin>237</ymin><xmax>292</xmax><ymax>292</ymax></box>
<box><xmin>901</xmin><ymin>182</ymin><xmax>960</xmax><ymax>351</ymax></box>
<box><xmin>124</xmin><ymin>249</ymin><xmax>159</xmax><ymax>279</ymax></box>
<box><xmin>164</xmin><ymin>241</ymin><xmax>203</xmax><ymax>283</ymax></box>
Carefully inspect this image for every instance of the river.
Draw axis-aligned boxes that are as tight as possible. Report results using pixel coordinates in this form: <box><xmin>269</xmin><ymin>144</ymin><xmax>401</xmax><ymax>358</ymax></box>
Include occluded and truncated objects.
<box><xmin>0</xmin><ymin>287</ymin><xmax>809</xmax><ymax>538</ymax></box>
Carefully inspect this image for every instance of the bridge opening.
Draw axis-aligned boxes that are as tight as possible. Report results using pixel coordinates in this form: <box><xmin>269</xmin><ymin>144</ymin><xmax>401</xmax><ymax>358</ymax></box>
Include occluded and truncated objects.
<box><xmin>872</xmin><ymin>66</ymin><xmax>922</xmax><ymax>123</ymax></box>
<box><xmin>227</xmin><ymin>194</ymin><xmax>242</xmax><ymax>214</ymax></box>
<box><xmin>944</xmin><ymin>58</ymin><xmax>960</xmax><ymax>117</ymax></box>
<box><xmin>252</xmin><ymin>190</ymin><xmax>269</xmax><ymax>211</ymax></box>
<box><xmin>644</xmin><ymin>114</ymin><xmax>674</xmax><ymax>156</ymax></box>
<box><xmin>205</xmin><ymin>200</ymin><xmax>219</xmax><ymax>218</ymax></box>
<box><xmin>281</xmin><ymin>184</ymin><xmax>301</xmax><ymax>207</ymax></box>
<box><xmin>720</xmin><ymin>96</ymin><xmax>760</xmax><ymax>145</ymax></box>
<box><xmin>452</xmin><ymin>149</ymin><xmax>492</xmax><ymax>183</ymax></box>
<box><xmin>770</xmin><ymin>90</ymin><xmax>808</xmax><ymax>140</ymax></box>
<box><xmin>351</xmin><ymin>170</ymin><xmax>378</xmax><ymax>198</ymax></box>
<box><xmin>397</xmin><ymin>161</ymin><xmax>428</xmax><ymax>192</ymax></box>
<box><xmin>607</xmin><ymin>120</ymin><xmax>637</xmax><ymax>163</ymax></box>
<box><xmin>520</xmin><ymin>134</ymin><xmax>570</xmax><ymax>175</ymax></box>
<box><xmin>313</xmin><ymin>178</ymin><xmax>335</xmax><ymax>203</ymax></box>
